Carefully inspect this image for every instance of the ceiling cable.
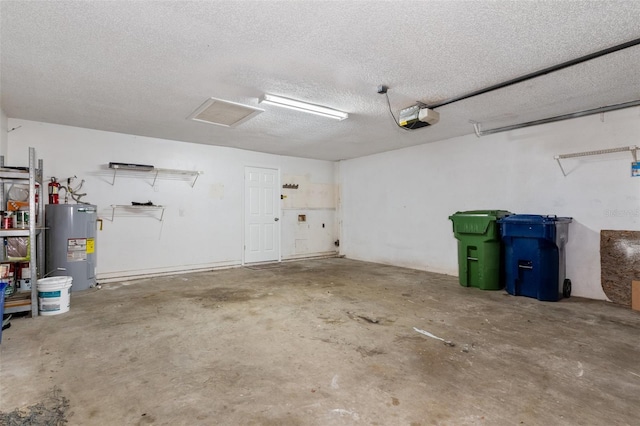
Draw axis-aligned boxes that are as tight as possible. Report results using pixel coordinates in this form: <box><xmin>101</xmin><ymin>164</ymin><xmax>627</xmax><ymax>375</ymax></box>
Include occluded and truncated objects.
<box><xmin>384</xmin><ymin>92</ymin><xmax>411</xmax><ymax>131</ymax></box>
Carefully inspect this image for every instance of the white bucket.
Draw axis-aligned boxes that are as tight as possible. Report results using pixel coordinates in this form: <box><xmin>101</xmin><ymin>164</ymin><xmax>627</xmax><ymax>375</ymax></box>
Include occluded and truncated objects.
<box><xmin>37</xmin><ymin>276</ymin><xmax>73</xmax><ymax>316</ymax></box>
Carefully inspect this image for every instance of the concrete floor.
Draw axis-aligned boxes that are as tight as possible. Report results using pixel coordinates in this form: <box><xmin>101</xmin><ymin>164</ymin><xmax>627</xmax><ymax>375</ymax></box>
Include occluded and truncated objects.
<box><xmin>1</xmin><ymin>258</ymin><xmax>639</xmax><ymax>425</ymax></box>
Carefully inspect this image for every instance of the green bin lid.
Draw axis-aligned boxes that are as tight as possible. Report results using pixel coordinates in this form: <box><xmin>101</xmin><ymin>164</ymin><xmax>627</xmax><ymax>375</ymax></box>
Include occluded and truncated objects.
<box><xmin>449</xmin><ymin>210</ymin><xmax>511</xmax><ymax>235</ymax></box>
<box><xmin>449</xmin><ymin>210</ymin><xmax>511</xmax><ymax>218</ymax></box>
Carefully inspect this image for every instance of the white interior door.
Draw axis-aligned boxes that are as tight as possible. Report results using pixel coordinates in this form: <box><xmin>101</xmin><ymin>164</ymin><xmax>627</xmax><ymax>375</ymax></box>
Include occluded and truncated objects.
<box><xmin>244</xmin><ymin>167</ymin><xmax>280</xmax><ymax>263</ymax></box>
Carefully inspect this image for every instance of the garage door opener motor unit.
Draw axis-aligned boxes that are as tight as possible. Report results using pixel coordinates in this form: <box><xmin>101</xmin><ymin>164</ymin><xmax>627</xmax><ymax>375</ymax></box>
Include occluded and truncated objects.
<box><xmin>398</xmin><ymin>104</ymin><xmax>440</xmax><ymax>129</ymax></box>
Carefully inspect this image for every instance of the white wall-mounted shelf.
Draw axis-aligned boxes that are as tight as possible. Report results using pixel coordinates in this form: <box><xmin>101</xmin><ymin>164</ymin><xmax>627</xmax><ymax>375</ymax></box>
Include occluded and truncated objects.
<box><xmin>109</xmin><ymin>205</ymin><xmax>165</xmax><ymax>221</ymax></box>
<box><xmin>108</xmin><ymin>165</ymin><xmax>203</xmax><ymax>187</ymax></box>
<box><xmin>554</xmin><ymin>145</ymin><xmax>637</xmax><ymax>176</ymax></box>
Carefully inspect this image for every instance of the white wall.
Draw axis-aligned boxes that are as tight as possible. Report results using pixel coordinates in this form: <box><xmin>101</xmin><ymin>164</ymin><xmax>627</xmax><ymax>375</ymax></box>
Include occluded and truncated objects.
<box><xmin>340</xmin><ymin>107</ymin><xmax>640</xmax><ymax>300</ymax></box>
<box><xmin>8</xmin><ymin>108</ymin><xmax>639</xmax><ymax>298</ymax></box>
<box><xmin>279</xmin><ymin>156</ymin><xmax>337</xmax><ymax>258</ymax></box>
<box><xmin>7</xmin><ymin>119</ymin><xmax>337</xmax><ymax>280</ymax></box>
<box><xmin>0</xmin><ymin>107</ymin><xmax>7</xmax><ymax>157</ymax></box>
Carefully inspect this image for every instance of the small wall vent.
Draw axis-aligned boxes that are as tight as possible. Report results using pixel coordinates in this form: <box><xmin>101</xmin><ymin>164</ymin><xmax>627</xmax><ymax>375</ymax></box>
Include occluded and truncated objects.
<box><xmin>188</xmin><ymin>98</ymin><xmax>263</xmax><ymax>128</ymax></box>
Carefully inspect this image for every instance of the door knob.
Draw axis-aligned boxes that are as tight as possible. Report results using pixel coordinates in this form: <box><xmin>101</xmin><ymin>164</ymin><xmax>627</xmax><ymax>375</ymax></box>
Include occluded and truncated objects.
<box><xmin>274</xmin><ymin>217</ymin><xmax>279</xmax><ymax>221</ymax></box>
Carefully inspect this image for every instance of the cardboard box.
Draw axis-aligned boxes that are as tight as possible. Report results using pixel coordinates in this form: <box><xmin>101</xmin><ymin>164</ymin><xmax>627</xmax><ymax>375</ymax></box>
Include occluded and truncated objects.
<box><xmin>0</xmin><ymin>263</ymin><xmax>12</xmax><ymax>279</ymax></box>
<box><xmin>7</xmin><ymin>200</ymin><xmax>29</xmax><ymax>211</ymax></box>
<box><xmin>632</xmin><ymin>281</ymin><xmax>640</xmax><ymax>311</ymax></box>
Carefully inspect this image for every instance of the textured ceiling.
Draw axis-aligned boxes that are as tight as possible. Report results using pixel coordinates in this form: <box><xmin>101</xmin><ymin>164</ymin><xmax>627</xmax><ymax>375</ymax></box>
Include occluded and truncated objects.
<box><xmin>1</xmin><ymin>1</ymin><xmax>639</xmax><ymax>161</ymax></box>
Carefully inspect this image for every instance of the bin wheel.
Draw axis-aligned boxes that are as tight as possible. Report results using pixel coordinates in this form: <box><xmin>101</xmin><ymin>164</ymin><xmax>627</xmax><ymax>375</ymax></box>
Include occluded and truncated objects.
<box><xmin>563</xmin><ymin>279</ymin><xmax>572</xmax><ymax>298</ymax></box>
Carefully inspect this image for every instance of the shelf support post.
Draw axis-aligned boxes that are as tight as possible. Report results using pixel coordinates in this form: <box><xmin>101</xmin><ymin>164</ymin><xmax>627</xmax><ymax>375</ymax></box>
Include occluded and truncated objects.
<box><xmin>29</xmin><ymin>147</ymin><xmax>38</xmax><ymax>317</ymax></box>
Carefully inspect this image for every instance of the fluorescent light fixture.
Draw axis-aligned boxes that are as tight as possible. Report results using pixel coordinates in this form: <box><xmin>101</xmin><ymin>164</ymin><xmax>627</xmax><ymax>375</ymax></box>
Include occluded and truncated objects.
<box><xmin>259</xmin><ymin>94</ymin><xmax>348</xmax><ymax>120</ymax></box>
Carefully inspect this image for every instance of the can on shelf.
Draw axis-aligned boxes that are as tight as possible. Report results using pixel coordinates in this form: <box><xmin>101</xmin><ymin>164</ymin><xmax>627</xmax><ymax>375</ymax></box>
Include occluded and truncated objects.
<box><xmin>16</xmin><ymin>211</ymin><xmax>29</xmax><ymax>229</ymax></box>
<box><xmin>2</xmin><ymin>217</ymin><xmax>12</xmax><ymax>229</ymax></box>
<box><xmin>18</xmin><ymin>261</ymin><xmax>31</xmax><ymax>292</ymax></box>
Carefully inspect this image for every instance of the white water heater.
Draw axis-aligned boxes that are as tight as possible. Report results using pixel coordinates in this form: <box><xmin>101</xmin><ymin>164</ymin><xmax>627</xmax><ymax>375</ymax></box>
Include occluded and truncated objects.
<box><xmin>45</xmin><ymin>204</ymin><xmax>97</xmax><ymax>292</ymax></box>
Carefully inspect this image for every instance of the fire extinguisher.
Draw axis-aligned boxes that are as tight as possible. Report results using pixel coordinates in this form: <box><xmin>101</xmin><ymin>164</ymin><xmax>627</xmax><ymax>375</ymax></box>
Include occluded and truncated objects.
<box><xmin>48</xmin><ymin>177</ymin><xmax>60</xmax><ymax>204</ymax></box>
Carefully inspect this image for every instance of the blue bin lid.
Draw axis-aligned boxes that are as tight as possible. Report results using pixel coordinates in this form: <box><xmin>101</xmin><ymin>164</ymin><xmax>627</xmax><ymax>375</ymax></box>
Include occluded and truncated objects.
<box><xmin>498</xmin><ymin>214</ymin><xmax>572</xmax><ymax>224</ymax></box>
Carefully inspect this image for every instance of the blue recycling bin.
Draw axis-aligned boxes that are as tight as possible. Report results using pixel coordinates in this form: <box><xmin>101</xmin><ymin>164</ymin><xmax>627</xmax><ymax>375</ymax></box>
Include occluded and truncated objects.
<box><xmin>498</xmin><ymin>215</ymin><xmax>572</xmax><ymax>301</ymax></box>
<box><xmin>0</xmin><ymin>282</ymin><xmax>7</xmax><ymax>344</ymax></box>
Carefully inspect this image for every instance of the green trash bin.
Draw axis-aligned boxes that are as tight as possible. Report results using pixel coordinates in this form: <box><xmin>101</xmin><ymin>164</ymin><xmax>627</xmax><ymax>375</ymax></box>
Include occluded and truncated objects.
<box><xmin>449</xmin><ymin>210</ymin><xmax>511</xmax><ymax>290</ymax></box>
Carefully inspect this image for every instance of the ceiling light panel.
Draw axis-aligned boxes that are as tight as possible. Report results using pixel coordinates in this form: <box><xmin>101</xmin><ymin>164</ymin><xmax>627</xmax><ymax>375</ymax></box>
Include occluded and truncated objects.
<box><xmin>259</xmin><ymin>94</ymin><xmax>348</xmax><ymax>120</ymax></box>
<box><xmin>188</xmin><ymin>98</ymin><xmax>263</xmax><ymax>128</ymax></box>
